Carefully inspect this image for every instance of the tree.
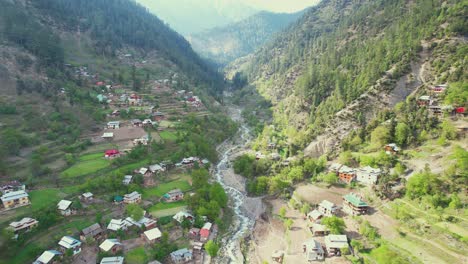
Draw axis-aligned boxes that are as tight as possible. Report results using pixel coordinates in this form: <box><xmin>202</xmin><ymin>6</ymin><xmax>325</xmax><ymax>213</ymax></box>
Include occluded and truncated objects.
<box><xmin>350</xmin><ymin>240</ymin><xmax>363</xmax><ymax>253</ymax></box>
<box><xmin>321</xmin><ymin>216</ymin><xmax>346</xmax><ymax>234</ymax></box>
<box><xmin>371</xmin><ymin>126</ymin><xmax>392</xmax><ymax>148</ymax></box>
<box><xmin>192</xmin><ymin>169</ymin><xmax>210</xmax><ymax>189</ymax></box>
<box><xmin>126</xmin><ymin>204</ymin><xmax>144</xmax><ymax>220</ymax></box>
<box><xmin>395</xmin><ymin>122</ymin><xmax>410</xmax><ymax>146</ymax></box>
<box><xmin>449</xmin><ymin>194</ymin><xmax>462</xmax><ymax>209</ymax></box>
<box><xmin>210</xmin><ymin>183</ymin><xmax>228</xmax><ymax>208</ymax></box>
<box><xmin>287</xmin><ymin>166</ymin><xmax>304</xmax><ymax>182</ymax></box>
<box><xmin>279</xmin><ymin>207</ymin><xmax>287</xmax><ymax>219</ymax></box>
<box><xmin>300</xmin><ymin>203</ymin><xmax>310</xmax><ymax>216</ymax></box>
<box><xmin>205</xmin><ymin>240</ymin><xmax>219</xmax><ymax>257</ymax></box>
<box><xmin>284</xmin><ymin>218</ymin><xmax>294</xmax><ymax>230</ymax></box>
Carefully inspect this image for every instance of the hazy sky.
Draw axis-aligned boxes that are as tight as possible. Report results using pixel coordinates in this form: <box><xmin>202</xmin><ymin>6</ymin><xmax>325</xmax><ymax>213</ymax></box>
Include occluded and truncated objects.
<box><xmin>241</xmin><ymin>0</ymin><xmax>319</xmax><ymax>13</ymax></box>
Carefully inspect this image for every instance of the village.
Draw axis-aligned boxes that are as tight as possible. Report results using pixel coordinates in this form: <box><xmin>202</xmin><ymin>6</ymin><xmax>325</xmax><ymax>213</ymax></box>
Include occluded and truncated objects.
<box><xmin>0</xmin><ymin>56</ymin><xmax>233</xmax><ymax>264</ymax></box>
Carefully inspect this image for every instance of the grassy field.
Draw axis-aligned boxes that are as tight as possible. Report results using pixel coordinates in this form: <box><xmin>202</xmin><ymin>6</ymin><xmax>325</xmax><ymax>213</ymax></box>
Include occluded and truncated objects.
<box><xmin>159</xmin><ymin>130</ymin><xmax>177</xmax><ymax>141</ymax></box>
<box><xmin>61</xmin><ymin>153</ymin><xmax>111</xmax><ymax>178</ymax></box>
<box><xmin>142</xmin><ymin>180</ymin><xmax>191</xmax><ymax>198</ymax></box>
<box><xmin>29</xmin><ymin>188</ymin><xmax>65</xmax><ymax>211</ymax></box>
<box><xmin>149</xmin><ymin>205</ymin><xmax>187</xmax><ymax>218</ymax></box>
<box><xmin>150</xmin><ymin>201</ymin><xmax>187</xmax><ymax>211</ymax></box>
<box><xmin>158</xmin><ymin>120</ymin><xmax>175</xmax><ymax>128</ymax></box>
<box><xmin>125</xmin><ymin>247</ymin><xmax>149</xmax><ymax>264</ymax></box>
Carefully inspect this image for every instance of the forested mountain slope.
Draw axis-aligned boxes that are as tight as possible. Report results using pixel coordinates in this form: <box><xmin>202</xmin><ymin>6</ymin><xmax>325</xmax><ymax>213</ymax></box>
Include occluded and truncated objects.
<box><xmin>188</xmin><ymin>10</ymin><xmax>305</xmax><ymax>66</ymax></box>
<box><xmin>229</xmin><ymin>0</ymin><xmax>467</xmax><ymax>157</ymax></box>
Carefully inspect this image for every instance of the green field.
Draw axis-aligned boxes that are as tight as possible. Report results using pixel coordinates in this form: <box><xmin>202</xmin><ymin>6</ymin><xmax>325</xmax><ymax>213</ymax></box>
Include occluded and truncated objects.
<box><xmin>125</xmin><ymin>247</ymin><xmax>149</xmax><ymax>264</ymax></box>
<box><xmin>61</xmin><ymin>153</ymin><xmax>111</xmax><ymax>178</ymax></box>
<box><xmin>29</xmin><ymin>188</ymin><xmax>64</xmax><ymax>211</ymax></box>
<box><xmin>149</xmin><ymin>205</ymin><xmax>188</xmax><ymax>218</ymax></box>
<box><xmin>142</xmin><ymin>180</ymin><xmax>191</xmax><ymax>198</ymax></box>
<box><xmin>150</xmin><ymin>201</ymin><xmax>187</xmax><ymax>211</ymax></box>
<box><xmin>159</xmin><ymin>130</ymin><xmax>177</xmax><ymax>141</ymax></box>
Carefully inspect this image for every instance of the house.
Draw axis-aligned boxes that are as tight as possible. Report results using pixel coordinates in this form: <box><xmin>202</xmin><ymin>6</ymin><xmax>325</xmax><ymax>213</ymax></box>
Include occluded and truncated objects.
<box><xmin>81</xmin><ymin>192</ymin><xmax>94</xmax><ymax>201</ymax></box>
<box><xmin>173</xmin><ymin>211</ymin><xmax>194</xmax><ymax>224</ymax></box>
<box><xmin>200</xmin><ymin>222</ymin><xmax>212</xmax><ymax>242</ymax></box>
<box><xmin>324</xmin><ymin>235</ymin><xmax>348</xmax><ymax>256</ymax></box>
<box><xmin>356</xmin><ymin>166</ymin><xmax>382</xmax><ymax>185</ymax></box>
<box><xmin>170</xmin><ymin>248</ymin><xmax>193</xmax><ymax>263</ymax></box>
<box><xmin>33</xmin><ymin>250</ymin><xmax>62</xmax><ymax>264</ymax></box>
<box><xmin>110</xmin><ymin>110</ymin><xmax>120</xmax><ymax>117</ymax></box>
<box><xmin>131</xmin><ymin>119</ymin><xmax>143</xmax><ymax>127</ymax></box>
<box><xmin>338</xmin><ymin>166</ymin><xmax>356</xmax><ymax>184</ymax></box>
<box><xmin>0</xmin><ymin>181</ymin><xmax>25</xmax><ymax>194</ymax></box>
<box><xmin>163</xmin><ymin>189</ymin><xmax>184</xmax><ymax>202</ymax></box>
<box><xmin>104</xmin><ymin>149</ymin><xmax>120</xmax><ymax>158</ymax></box>
<box><xmin>107</xmin><ymin>121</ymin><xmax>121</xmax><ymax>129</ymax></box>
<box><xmin>1</xmin><ymin>190</ymin><xmax>30</xmax><ymax>209</ymax></box>
<box><xmin>9</xmin><ymin>217</ymin><xmax>38</xmax><ymax>234</ymax></box>
<box><xmin>255</xmin><ymin>152</ymin><xmax>265</xmax><ymax>160</ymax></box>
<box><xmin>136</xmin><ymin>217</ymin><xmax>157</xmax><ymax>230</ymax></box>
<box><xmin>128</xmin><ymin>94</ymin><xmax>142</xmax><ymax>105</ymax></box>
<box><xmin>188</xmin><ymin>228</ymin><xmax>200</xmax><ymax>239</ymax></box>
<box><xmin>302</xmin><ymin>239</ymin><xmax>325</xmax><ymax>261</ymax></box>
<box><xmin>133</xmin><ymin>135</ymin><xmax>149</xmax><ymax>146</ymax></box>
<box><xmin>149</xmin><ymin>164</ymin><xmax>165</xmax><ymax>174</ymax></box>
<box><xmin>318</xmin><ymin>200</ymin><xmax>338</xmax><ymax>216</ymax></box>
<box><xmin>152</xmin><ymin>111</ymin><xmax>165</xmax><ymax>121</ymax></box>
<box><xmin>417</xmin><ymin>95</ymin><xmax>432</xmax><ymax>106</ymax></box>
<box><xmin>271</xmin><ymin>250</ymin><xmax>285</xmax><ymax>263</ymax></box>
<box><xmin>102</xmin><ymin>132</ymin><xmax>114</xmax><ymax>140</ymax></box>
<box><xmin>431</xmin><ymin>84</ymin><xmax>447</xmax><ymax>94</ymax></box>
<box><xmin>455</xmin><ymin>107</ymin><xmax>466</xmax><ymax>116</ymax></box>
<box><xmin>329</xmin><ymin>163</ymin><xmax>343</xmax><ymax>173</ymax></box>
<box><xmin>138</xmin><ymin>167</ymin><xmax>151</xmax><ymax>176</ymax></box>
<box><xmin>122</xmin><ymin>175</ymin><xmax>133</xmax><ymax>185</ymax></box>
<box><xmin>114</xmin><ymin>196</ymin><xmax>124</xmax><ymax>204</ymax></box>
<box><xmin>107</xmin><ymin>219</ymin><xmax>133</xmax><ymax>231</ymax></box>
<box><xmin>143</xmin><ymin>227</ymin><xmax>162</xmax><ymax>243</ymax></box>
<box><xmin>100</xmin><ymin>256</ymin><xmax>124</xmax><ymax>264</ymax></box>
<box><xmin>143</xmin><ymin>119</ymin><xmax>154</xmax><ymax>126</ymax></box>
<box><xmin>58</xmin><ymin>236</ymin><xmax>82</xmax><ymax>255</ymax></box>
<box><xmin>192</xmin><ymin>241</ymin><xmax>204</xmax><ymax>251</ymax></box>
<box><xmin>123</xmin><ymin>191</ymin><xmax>141</xmax><ymax>204</ymax></box>
<box><xmin>343</xmin><ymin>193</ymin><xmax>369</xmax><ymax>216</ymax></box>
<box><xmin>307</xmin><ymin>210</ymin><xmax>323</xmax><ymax>223</ymax></box>
<box><xmin>100</xmin><ymin>239</ymin><xmax>123</xmax><ymax>253</ymax></box>
<box><xmin>310</xmin><ymin>223</ymin><xmax>330</xmax><ymax>236</ymax></box>
<box><xmin>384</xmin><ymin>143</ymin><xmax>400</xmax><ymax>155</ymax></box>
<box><xmin>80</xmin><ymin>223</ymin><xmax>104</xmax><ymax>242</ymax></box>
<box><xmin>57</xmin><ymin>200</ymin><xmax>73</xmax><ymax>216</ymax></box>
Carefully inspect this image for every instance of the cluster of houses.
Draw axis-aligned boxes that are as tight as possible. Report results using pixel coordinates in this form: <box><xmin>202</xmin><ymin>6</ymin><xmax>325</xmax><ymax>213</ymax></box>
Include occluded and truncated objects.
<box><xmin>175</xmin><ymin>157</ymin><xmax>210</xmax><ymax>168</ymax></box>
<box><xmin>175</xmin><ymin>90</ymin><xmax>203</xmax><ymax>108</ymax></box>
<box><xmin>299</xmin><ymin>193</ymin><xmax>370</xmax><ymax>261</ymax></box>
<box><xmin>417</xmin><ymin>85</ymin><xmax>466</xmax><ymax>116</ymax></box>
<box><xmin>0</xmin><ymin>181</ymin><xmax>30</xmax><ymax>210</ymax></box>
<box><xmin>329</xmin><ymin>163</ymin><xmax>383</xmax><ymax>185</ymax></box>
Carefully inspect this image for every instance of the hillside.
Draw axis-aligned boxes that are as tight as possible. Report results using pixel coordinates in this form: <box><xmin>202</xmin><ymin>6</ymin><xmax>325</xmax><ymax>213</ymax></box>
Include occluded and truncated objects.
<box><xmin>229</xmin><ymin>0</ymin><xmax>467</xmax><ymax>156</ymax></box>
<box><xmin>188</xmin><ymin>10</ymin><xmax>306</xmax><ymax>66</ymax></box>
<box><xmin>135</xmin><ymin>0</ymin><xmax>259</xmax><ymax>35</ymax></box>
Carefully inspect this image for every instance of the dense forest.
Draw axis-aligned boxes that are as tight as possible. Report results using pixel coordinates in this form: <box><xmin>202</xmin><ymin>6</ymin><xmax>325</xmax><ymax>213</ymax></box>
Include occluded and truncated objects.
<box><xmin>189</xmin><ymin>10</ymin><xmax>305</xmax><ymax>65</ymax></box>
<box><xmin>232</xmin><ymin>0</ymin><xmax>467</xmax><ymax>153</ymax></box>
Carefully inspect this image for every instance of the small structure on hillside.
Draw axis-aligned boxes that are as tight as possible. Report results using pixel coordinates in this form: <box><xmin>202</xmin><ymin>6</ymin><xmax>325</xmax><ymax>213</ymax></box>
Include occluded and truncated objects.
<box><xmin>170</xmin><ymin>248</ymin><xmax>193</xmax><ymax>264</ymax></box>
<box><xmin>99</xmin><ymin>239</ymin><xmax>123</xmax><ymax>253</ymax></box>
<box><xmin>163</xmin><ymin>189</ymin><xmax>184</xmax><ymax>202</ymax></box>
<box><xmin>0</xmin><ymin>181</ymin><xmax>25</xmax><ymax>194</ymax></box>
<box><xmin>143</xmin><ymin>227</ymin><xmax>162</xmax><ymax>243</ymax></box>
<box><xmin>431</xmin><ymin>84</ymin><xmax>447</xmax><ymax>94</ymax></box>
<box><xmin>107</xmin><ymin>219</ymin><xmax>132</xmax><ymax>231</ymax></box>
<box><xmin>9</xmin><ymin>217</ymin><xmax>38</xmax><ymax>236</ymax></box>
<box><xmin>122</xmin><ymin>175</ymin><xmax>133</xmax><ymax>185</ymax></box>
<box><xmin>338</xmin><ymin>166</ymin><xmax>356</xmax><ymax>184</ymax></box>
<box><xmin>310</xmin><ymin>223</ymin><xmax>330</xmax><ymax>237</ymax></box>
<box><xmin>318</xmin><ymin>200</ymin><xmax>338</xmax><ymax>217</ymax></box>
<box><xmin>417</xmin><ymin>95</ymin><xmax>432</xmax><ymax>106</ymax></box>
<box><xmin>34</xmin><ymin>250</ymin><xmax>62</xmax><ymax>264</ymax></box>
<box><xmin>57</xmin><ymin>200</ymin><xmax>73</xmax><ymax>216</ymax></box>
<box><xmin>102</xmin><ymin>132</ymin><xmax>114</xmax><ymax>140</ymax></box>
<box><xmin>1</xmin><ymin>190</ymin><xmax>30</xmax><ymax>210</ymax></box>
<box><xmin>188</xmin><ymin>228</ymin><xmax>200</xmax><ymax>240</ymax></box>
<box><xmin>80</xmin><ymin>223</ymin><xmax>104</xmax><ymax>242</ymax></box>
<box><xmin>384</xmin><ymin>143</ymin><xmax>400</xmax><ymax>155</ymax></box>
<box><xmin>307</xmin><ymin>210</ymin><xmax>323</xmax><ymax>223</ymax></box>
<box><xmin>200</xmin><ymin>222</ymin><xmax>212</xmax><ymax>242</ymax></box>
<box><xmin>343</xmin><ymin>193</ymin><xmax>369</xmax><ymax>215</ymax></box>
<box><xmin>324</xmin><ymin>235</ymin><xmax>348</xmax><ymax>256</ymax></box>
<box><xmin>104</xmin><ymin>149</ymin><xmax>120</xmax><ymax>158</ymax></box>
<box><xmin>356</xmin><ymin>166</ymin><xmax>382</xmax><ymax>185</ymax></box>
<box><xmin>81</xmin><ymin>192</ymin><xmax>94</xmax><ymax>201</ymax></box>
<box><xmin>100</xmin><ymin>256</ymin><xmax>124</xmax><ymax>264</ymax></box>
<box><xmin>302</xmin><ymin>239</ymin><xmax>325</xmax><ymax>261</ymax></box>
<box><xmin>173</xmin><ymin>211</ymin><xmax>194</xmax><ymax>224</ymax></box>
<box><xmin>58</xmin><ymin>236</ymin><xmax>82</xmax><ymax>255</ymax></box>
<box><xmin>123</xmin><ymin>191</ymin><xmax>141</xmax><ymax>204</ymax></box>
<box><xmin>271</xmin><ymin>250</ymin><xmax>285</xmax><ymax>263</ymax></box>
<box><xmin>131</xmin><ymin>119</ymin><xmax>143</xmax><ymax>127</ymax></box>
<box><xmin>107</xmin><ymin>121</ymin><xmax>121</xmax><ymax>129</ymax></box>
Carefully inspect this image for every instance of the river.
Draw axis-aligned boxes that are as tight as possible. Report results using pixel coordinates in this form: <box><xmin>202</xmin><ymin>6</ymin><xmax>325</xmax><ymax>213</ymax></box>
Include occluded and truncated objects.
<box><xmin>212</xmin><ymin>106</ymin><xmax>264</xmax><ymax>264</ymax></box>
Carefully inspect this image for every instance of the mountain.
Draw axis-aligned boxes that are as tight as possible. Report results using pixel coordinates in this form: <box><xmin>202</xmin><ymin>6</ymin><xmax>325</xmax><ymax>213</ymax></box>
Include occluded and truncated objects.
<box><xmin>229</xmin><ymin>0</ymin><xmax>467</xmax><ymax>157</ymax></box>
<box><xmin>188</xmin><ymin>10</ymin><xmax>306</xmax><ymax>66</ymax></box>
<box><xmin>135</xmin><ymin>0</ymin><xmax>259</xmax><ymax>35</ymax></box>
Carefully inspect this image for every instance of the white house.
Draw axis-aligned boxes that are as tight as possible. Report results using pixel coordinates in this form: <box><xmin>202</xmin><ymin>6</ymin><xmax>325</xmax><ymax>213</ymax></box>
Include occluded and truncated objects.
<box><xmin>123</xmin><ymin>191</ymin><xmax>141</xmax><ymax>204</ymax></box>
<box><xmin>33</xmin><ymin>250</ymin><xmax>62</xmax><ymax>264</ymax></box>
<box><xmin>57</xmin><ymin>200</ymin><xmax>73</xmax><ymax>216</ymax></box>
<box><xmin>324</xmin><ymin>235</ymin><xmax>348</xmax><ymax>256</ymax></box>
<box><xmin>99</xmin><ymin>239</ymin><xmax>122</xmax><ymax>253</ymax></box>
<box><xmin>107</xmin><ymin>121</ymin><xmax>121</xmax><ymax>129</ymax></box>
<box><xmin>143</xmin><ymin>227</ymin><xmax>162</xmax><ymax>243</ymax></box>
<box><xmin>107</xmin><ymin>219</ymin><xmax>132</xmax><ymax>231</ymax></box>
<box><xmin>356</xmin><ymin>166</ymin><xmax>382</xmax><ymax>185</ymax></box>
<box><xmin>318</xmin><ymin>200</ymin><xmax>338</xmax><ymax>216</ymax></box>
<box><xmin>122</xmin><ymin>175</ymin><xmax>133</xmax><ymax>185</ymax></box>
<box><xmin>58</xmin><ymin>236</ymin><xmax>82</xmax><ymax>255</ymax></box>
<box><xmin>100</xmin><ymin>256</ymin><xmax>124</xmax><ymax>264</ymax></box>
<box><xmin>9</xmin><ymin>217</ymin><xmax>38</xmax><ymax>233</ymax></box>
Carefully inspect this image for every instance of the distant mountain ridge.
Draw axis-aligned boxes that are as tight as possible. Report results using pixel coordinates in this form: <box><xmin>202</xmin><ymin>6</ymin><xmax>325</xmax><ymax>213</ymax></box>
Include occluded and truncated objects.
<box><xmin>135</xmin><ymin>0</ymin><xmax>259</xmax><ymax>35</ymax></box>
<box><xmin>188</xmin><ymin>10</ymin><xmax>306</xmax><ymax>66</ymax></box>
